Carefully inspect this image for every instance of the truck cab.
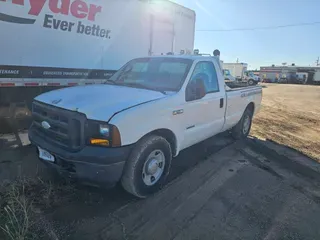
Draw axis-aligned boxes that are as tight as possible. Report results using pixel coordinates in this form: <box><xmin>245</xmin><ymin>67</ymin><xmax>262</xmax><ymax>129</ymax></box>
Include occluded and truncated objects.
<box><xmin>243</xmin><ymin>71</ymin><xmax>260</xmax><ymax>85</ymax></box>
<box><xmin>29</xmin><ymin>54</ymin><xmax>262</xmax><ymax>198</ymax></box>
<box><xmin>223</xmin><ymin>69</ymin><xmax>236</xmax><ymax>82</ymax></box>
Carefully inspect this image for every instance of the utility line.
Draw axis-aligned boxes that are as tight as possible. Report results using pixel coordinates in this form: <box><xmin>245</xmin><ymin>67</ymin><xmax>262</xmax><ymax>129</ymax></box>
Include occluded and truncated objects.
<box><xmin>197</xmin><ymin>21</ymin><xmax>320</xmax><ymax>32</ymax></box>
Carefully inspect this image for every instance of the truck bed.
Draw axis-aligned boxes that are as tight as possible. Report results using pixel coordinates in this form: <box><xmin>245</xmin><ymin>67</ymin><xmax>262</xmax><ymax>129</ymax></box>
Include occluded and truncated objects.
<box><xmin>225</xmin><ymin>81</ymin><xmax>250</xmax><ymax>89</ymax></box>
<box><xmin>225</xmin><ymin>82</ymin><xmax>261</xmax><ymax>91</ymax></box>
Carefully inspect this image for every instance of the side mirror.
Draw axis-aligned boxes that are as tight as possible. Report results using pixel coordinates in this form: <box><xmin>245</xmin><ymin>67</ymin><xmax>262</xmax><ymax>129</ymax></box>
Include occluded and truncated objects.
<box><xmin>186</xmin><ymin>78</ymin><xmax>206</xmax><ymax>101</ymax></box>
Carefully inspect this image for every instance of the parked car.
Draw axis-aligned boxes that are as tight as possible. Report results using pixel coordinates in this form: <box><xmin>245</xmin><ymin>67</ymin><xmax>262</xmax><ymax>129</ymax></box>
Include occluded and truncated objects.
<box><xmin>28</xmin><ymin>54</ymin><xmax>262</xmax><ymax>198</ymax></box>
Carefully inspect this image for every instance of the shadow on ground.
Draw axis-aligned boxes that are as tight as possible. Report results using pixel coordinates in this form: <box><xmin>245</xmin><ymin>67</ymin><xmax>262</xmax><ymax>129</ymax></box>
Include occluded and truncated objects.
<box><xmin>69</xmin><ymin>137</ymin><xmax>320</xmax><ymax>240</ymax></box>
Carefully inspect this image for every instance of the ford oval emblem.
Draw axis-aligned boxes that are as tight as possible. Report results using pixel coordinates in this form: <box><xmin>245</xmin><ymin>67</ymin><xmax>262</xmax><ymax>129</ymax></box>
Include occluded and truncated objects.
<box><xmin>41</xmin><ymin>121</ymin><xmax>51</xmax><ymax>130</ymax></box>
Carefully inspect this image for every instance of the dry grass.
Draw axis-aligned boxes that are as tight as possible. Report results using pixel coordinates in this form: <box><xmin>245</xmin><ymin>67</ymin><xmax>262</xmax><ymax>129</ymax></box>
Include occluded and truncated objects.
<box><xmin>0</xmin><ymin>183</ymin><xmax>31</xmax><ymax>240</ymax></box>
<box><xmin>0</xmin><ymin>177</ymin><xmax>76</xmax><ymax>240</ymax></box>
<box><xmin>0</xmin><ymin>179</ymin><xmax>35</xmax><ymax>240</ymax></box>
<box><xmin>251</xmin><ymin>83</ymin><xmax>320</xmax><ymax>162</ymax></box>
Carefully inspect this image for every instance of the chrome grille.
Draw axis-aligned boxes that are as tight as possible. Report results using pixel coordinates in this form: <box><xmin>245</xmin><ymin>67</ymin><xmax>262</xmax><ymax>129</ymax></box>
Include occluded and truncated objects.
<box><xmin>32</xmin><ymin>101</ymin><xmax>85</xmax><ymax>151</ymax></box>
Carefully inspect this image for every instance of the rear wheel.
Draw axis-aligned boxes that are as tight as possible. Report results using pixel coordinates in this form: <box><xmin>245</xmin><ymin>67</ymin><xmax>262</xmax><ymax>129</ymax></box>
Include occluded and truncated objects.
<box><xmin>232</xmin><ymin>107</ymin><xmax>253</xmax><ymax>139</ymax></box>
<box><xmin>121</xmin><ymin>135</ymin><xmax>172</xmax><ymax>198</ymax></box>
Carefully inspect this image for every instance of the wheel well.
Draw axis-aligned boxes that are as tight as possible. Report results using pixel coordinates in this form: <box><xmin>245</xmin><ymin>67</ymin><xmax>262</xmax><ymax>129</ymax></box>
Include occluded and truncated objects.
<box><xmin>246</xmin><ymin>102</ymin><xmax>255</xmax><ymax>114</ymax></box>
<box><xmin>145</xmin><ymin>129</ymin><xmax>177</xmax><ymax>156</ymax></box>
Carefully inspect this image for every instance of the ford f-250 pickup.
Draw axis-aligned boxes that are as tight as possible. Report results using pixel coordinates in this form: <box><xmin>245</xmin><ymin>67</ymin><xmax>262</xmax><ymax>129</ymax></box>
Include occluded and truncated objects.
<box><xmin>28</xmin><ymin>54</ymin><xmax>262</xmax><ymax>198</ymax></box>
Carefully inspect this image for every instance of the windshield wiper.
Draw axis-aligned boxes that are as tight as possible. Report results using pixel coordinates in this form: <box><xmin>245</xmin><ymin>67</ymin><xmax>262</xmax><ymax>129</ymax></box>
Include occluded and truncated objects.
<box><xmin>104</xmin><ymin>79</ymin><xmax>116</xmax><ymax>84</ymax></box>
<box><xmin>119</xmin><ymin>82</ymin><xmax>166</xmax><ymax>95</ymax></box>
<box><xmin>104</xmin><ymin>80</ymin><xmax>166</xmax><ymax>94</ymax></box>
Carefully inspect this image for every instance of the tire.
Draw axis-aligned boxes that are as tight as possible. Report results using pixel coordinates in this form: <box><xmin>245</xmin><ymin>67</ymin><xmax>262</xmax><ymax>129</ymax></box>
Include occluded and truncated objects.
<box><xmin>248</xmin><ymin>79</ymin><xmax>255</xmax><ymax>85</ymax></box>
<box><xmin>232</xmin><ymin>107</ymin><xmax>253</xmax><ymax>140</ymax></box>
<box><xmin>121</xmin><ymin>135</ymin><xmax>172</xmax><ymax>198</ymax></box>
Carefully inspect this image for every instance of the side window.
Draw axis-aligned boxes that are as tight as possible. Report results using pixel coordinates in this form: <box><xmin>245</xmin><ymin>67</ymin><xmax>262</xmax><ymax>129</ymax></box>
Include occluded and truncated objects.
<box><xmin>190</xmin><ymin>61</ymin><xmax>219</xmax><ymax>93</ymax></box>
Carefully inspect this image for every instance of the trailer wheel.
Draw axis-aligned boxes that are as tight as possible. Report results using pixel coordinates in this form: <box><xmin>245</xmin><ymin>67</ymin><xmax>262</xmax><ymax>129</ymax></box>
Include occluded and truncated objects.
<box><xmin>121</xmin><ymin>135</ymin><xmax>172</xmax><ymax>198</ymax></box>
<box><xmin>232</xmin><ymin>107</ymin><xmax>253</xmax><ymax>140</ymax></box>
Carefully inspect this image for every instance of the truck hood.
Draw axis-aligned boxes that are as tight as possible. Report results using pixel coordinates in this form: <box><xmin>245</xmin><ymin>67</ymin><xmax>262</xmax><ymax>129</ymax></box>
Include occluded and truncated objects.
<box><xmin>35</xmin><ymin>84</ymin><xmax>166</xmax><ymax>121</ymax></box>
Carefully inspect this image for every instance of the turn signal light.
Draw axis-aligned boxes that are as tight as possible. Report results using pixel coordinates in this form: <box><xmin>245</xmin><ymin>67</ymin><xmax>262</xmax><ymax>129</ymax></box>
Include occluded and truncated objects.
<box><xmin>90</xmin><ymin>138</ymin><xmax>110</xmax><ymax>146</ymax></box>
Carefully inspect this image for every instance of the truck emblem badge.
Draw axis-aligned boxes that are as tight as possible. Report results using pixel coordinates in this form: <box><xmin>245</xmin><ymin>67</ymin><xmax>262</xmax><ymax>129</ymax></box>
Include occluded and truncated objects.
<box><xmin>173</xmin><ymin>109</ymin><xmax>184</xmax><ymax>115</ymax></box>
<box><xmin>41</xmin><ymin>121</ymin><xmax>51</xmax><ymax>130</ymax></box>
<box><xmin>52</xmin><ymin>99</ymin><xmax>62</xmax><ymax>104</ymax></box>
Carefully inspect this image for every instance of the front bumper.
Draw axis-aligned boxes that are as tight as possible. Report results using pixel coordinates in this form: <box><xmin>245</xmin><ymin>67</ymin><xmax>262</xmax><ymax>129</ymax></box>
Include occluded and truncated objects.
<box><xmin>29</xmin><ymin>128</ymin><xmax>132</xmax><ymax>187</ymax></box>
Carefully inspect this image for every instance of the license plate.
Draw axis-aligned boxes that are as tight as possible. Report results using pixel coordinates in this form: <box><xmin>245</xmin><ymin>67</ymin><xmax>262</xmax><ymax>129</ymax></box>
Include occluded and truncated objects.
<box><xmin>38</xmin><ymin>147</ymin><xmax>55</xmax><ymax>162</ymax></box>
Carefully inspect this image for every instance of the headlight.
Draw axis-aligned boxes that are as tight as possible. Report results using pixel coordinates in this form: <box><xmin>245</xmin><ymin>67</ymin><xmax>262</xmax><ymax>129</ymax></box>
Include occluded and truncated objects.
<box><xmin>85</xmin><ymin>121</ymin><xmax>121</xmax><ymax>147</ymax></box>
<box><xmin>99</xmin><ymin>124</ymin><xmax>110</xmax><ymax>137</ymax></box>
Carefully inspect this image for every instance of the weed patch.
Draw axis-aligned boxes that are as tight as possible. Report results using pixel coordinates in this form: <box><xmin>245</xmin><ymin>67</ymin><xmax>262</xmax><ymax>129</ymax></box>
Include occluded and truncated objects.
<box><xmin>0</xmin><ymin>177</ymin><xmax>76</xmax><ymax>240</ymax></box>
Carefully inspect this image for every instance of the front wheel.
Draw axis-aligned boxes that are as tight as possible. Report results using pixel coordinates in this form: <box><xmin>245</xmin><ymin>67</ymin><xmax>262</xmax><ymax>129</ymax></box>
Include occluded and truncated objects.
<box><xmin>121</xmin><ymin>135</ymin><xmax>172</xmax><ymax>198</ymax></box>
<box><xmin>232</xmin><ymin>107</ymin><xmax>253</xmax><ymax>139</ymax></box>
<box><xmin>248</xmin><ymin>79</ymin><xmax>255</xmax><ymax>85</ymax></box>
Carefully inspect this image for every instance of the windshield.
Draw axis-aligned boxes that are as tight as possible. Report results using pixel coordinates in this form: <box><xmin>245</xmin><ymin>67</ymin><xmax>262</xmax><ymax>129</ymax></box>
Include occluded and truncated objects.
<box><xmin>224</xmin><ymin>69</ymin><xmax>231</xmax><ymax>76</ymax></box>
<box><xmin>109</xmin><ymin>57</ymin><xmax>193</xmax><ymax>92</ymax></box>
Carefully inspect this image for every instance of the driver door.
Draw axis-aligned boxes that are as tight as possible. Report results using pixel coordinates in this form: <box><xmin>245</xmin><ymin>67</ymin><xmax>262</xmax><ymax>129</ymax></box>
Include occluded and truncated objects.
<box><xmin>180</xmin><ymin>61</ymin><xmax>225</xmax><ymax>150</ymax></box>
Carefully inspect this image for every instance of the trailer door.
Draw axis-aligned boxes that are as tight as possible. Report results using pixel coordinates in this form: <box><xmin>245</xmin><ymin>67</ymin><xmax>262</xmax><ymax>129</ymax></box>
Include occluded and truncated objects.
<box><xmin>149</xmin><ymin>15</ymin><xmax>174</xmax><ymax>55</ymax></box>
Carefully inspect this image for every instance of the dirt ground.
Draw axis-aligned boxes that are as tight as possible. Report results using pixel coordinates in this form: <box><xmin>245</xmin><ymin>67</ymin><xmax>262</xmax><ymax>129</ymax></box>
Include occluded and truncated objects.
<box><xmin>251</xmin><ymin>83</ymin><xmax>320</xmax><ymax>162</ymax></box>
<box><xmin>86</xmin><ymin>141</ymin><xmax>320</xmax><ymax>240</ymax></box>
<box><xmin>2</xmin><ymin>136</ymin><xmax>320</xmax><ymax>240</ymax></box>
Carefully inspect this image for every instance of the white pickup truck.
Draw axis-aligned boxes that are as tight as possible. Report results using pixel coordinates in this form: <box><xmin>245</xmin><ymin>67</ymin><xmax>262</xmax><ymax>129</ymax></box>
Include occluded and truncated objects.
<box><xmin>28</xmin><ymin>54</ymin><xmax>262</xmax><ymax>198</ymax></box>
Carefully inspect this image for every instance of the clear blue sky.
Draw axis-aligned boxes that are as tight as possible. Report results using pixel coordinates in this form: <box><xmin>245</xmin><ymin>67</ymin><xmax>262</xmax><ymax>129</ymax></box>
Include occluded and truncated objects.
<box><xmin>173</xmin><ymin>0</ymin><xmax>320</xmax><ymax>69</ymax></box>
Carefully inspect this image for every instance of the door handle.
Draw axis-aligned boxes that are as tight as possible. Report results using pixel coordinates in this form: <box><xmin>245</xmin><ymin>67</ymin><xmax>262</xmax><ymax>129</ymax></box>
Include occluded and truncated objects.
<box><xmin>220</xmin><ymin>98</ymin><xmax>224</xmax><ymax>108</ymax></box>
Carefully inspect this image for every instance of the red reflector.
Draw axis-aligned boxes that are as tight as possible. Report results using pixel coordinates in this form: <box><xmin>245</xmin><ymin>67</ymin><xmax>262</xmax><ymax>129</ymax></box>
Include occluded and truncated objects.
<box><xmin>0</xmin><ymin>83</ymin><xmax>15</xmax><ymax>86</ymax></box>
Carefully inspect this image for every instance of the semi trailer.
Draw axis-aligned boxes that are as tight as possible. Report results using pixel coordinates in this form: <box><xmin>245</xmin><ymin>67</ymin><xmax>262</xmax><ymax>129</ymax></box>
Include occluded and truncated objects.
<box><xmin>0</xmin><ymin>0</ymin><xmax>196</xmax><ymax>131</ymax></box>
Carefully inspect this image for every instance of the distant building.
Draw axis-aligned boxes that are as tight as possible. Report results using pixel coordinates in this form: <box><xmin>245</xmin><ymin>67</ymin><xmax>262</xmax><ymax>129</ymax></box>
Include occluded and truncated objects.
<box><xmin>260</xmin><ymin>65</ymin><xmax>320</xmax><ymax>83</ymax></box>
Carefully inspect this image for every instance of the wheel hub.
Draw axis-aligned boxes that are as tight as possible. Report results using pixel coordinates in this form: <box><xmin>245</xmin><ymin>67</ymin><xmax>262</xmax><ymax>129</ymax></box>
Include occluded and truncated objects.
<box><xmin>142</xmin><ymin>150</ymin><xmax>165</xmax><ymax>186</ymax></box>
<box><xmin>147</xmin><ymin>159</ymin><xmax>159</xmax><ymax>175</ymax></box>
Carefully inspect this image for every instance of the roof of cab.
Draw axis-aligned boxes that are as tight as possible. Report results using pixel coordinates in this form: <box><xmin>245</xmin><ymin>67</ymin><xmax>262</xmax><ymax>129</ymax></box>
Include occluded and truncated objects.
<box><xmin>144</xmin><ymin>55</ymin><xmax>220</xmax><ymax>62</ymax></box>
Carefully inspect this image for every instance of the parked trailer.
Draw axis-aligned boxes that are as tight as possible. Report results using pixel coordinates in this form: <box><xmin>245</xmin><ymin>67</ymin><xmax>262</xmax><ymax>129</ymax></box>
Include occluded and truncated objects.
<box><xmin>223</xmin><ymin>63</ymin><xmax>259</xmax><ymax>85</ymax></box>
<box><xmin>223</xmin><ymin>63</ymin><xmax>248</xmax><ymax>80</ymax></box>
<box><xmin>0</xmin><ymin>0</ymin><xmax>195</xmax><ymax>131</ymax></box>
